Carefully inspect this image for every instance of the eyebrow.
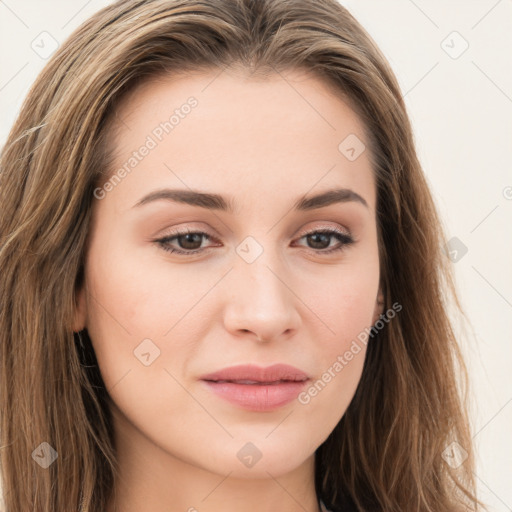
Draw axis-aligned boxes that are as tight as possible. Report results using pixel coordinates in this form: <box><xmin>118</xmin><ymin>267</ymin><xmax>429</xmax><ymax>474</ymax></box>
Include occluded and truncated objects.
<box><xmin>132</xmin><ymin>187</ymin><xmax>368</xmax><ymax>212</ymax></box>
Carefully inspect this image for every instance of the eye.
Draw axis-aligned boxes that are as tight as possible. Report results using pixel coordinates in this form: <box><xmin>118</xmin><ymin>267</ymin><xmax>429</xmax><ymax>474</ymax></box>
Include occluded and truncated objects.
<box><xmin>154</xmin><ymin>226</ymin><xmax>354</xmax><ymax>256</ymax></box>
<box><xmin>294</xmin><ymin>227</ymin><xmax>354</xmax><ymax>254</ymax></box>
<box><xmin>154</xmin><ymin>228</ymin><xmax>218</xmax><ymax>255</ymax></box>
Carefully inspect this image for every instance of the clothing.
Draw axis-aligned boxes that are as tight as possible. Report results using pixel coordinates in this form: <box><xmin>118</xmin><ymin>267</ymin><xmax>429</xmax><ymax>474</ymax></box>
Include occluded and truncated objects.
<box><xmin>319</xmin><ymin>496</ymin><xmax>358</xmax><ymax>512</ymax></box>
<box><xmin>319</xmin><ymin>499</ymin><xmax>330</xmax><ymax>512</ymax></box>
<box><xmin>319</xmin><ymin>499</ymin><xmax>334</xmax><ymax>512</ymax></box>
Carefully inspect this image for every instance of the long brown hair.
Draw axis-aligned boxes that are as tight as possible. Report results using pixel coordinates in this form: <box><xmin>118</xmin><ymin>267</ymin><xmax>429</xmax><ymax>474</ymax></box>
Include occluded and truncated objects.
<box><xmin>0</xmin><ymin>1</ymin><xmax>485</xmax><ymax>510</ymax></box>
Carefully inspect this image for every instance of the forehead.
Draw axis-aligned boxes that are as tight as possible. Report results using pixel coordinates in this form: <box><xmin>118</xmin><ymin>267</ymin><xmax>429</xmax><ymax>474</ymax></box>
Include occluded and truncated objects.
<box><xmin>101</xmin><ymin>67</ymin><xmax>376</xmax><ymax>213</ymax></box>
<box><xmin>113</xmin><ymin>67</ymin><xmax>368</xmax><ymax>143</ymax></box>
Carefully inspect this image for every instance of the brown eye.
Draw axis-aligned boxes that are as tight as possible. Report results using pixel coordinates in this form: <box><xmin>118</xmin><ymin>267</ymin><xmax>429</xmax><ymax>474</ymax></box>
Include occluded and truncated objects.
<box><xmin>155</xmin><ymin>230</ymin><xmax>216</xmax><ymax>255</ymax></box>
<box><xmin>154</xmin><ymin>227</ymin><xmax>354</xmax><ymax>257</ymax></box>
<box><xmin>174</xmin><ymin>232</ymin><xmax>204</xmax><ymax>250</ymax></box>
<box><xmin>295</xmin><ymin>229</ymin><xmax>354</xmax><ymax>254</ymax></box>
<box><xmin>306</xmin><ymin>232</ymin><xmax>331</xmax><ymax>250</ymax></box>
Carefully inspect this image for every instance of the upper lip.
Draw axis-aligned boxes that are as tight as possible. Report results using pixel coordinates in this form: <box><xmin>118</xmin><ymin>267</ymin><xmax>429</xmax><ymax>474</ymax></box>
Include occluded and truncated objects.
<box><xmin>200</xmin><ymin>364</ymin><xmax>310</xmax><ymax>383</ymax></box>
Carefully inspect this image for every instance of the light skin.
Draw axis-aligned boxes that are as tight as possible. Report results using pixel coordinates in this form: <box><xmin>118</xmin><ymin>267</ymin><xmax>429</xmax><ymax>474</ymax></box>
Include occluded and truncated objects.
<box><xmin>74</xmin><ymin>67</ymin><xmax>383</xmax><ymax>512</ymax></box>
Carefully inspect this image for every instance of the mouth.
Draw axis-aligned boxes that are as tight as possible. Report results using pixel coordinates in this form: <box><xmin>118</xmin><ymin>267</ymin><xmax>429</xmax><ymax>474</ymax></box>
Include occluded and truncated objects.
<box><xmin>199</xmin><ymin>363</ymin><xmax>310</xmax><ymax>383</ymax></box>
<box><xmin>203</xmin><ymin>378</ymin><xmax>307</xmax><ymax>385</ymax></box>
<box><xmin>199</xmin><ymin>365</ymin><xmax>310</xmax><ymax>412</ymax></box>
<box><xmin>201</xmin><ymin>379</ymin><xmax>309</xmax><ymax>412</ymax></box>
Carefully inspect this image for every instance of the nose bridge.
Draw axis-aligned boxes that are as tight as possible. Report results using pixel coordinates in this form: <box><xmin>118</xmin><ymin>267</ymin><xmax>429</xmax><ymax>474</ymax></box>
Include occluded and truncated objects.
<box><xmin>237</xmin><ymin>237</ymin><xmax>289</xmax><ymax>308</ymax></box>
<box><xmin>224</xmin><ymin>236</ymin><xmax>300</xmax><ymax>340</ymax></box>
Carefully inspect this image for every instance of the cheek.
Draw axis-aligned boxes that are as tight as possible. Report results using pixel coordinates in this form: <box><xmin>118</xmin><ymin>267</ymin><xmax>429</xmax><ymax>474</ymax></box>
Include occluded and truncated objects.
<box><xmin>303</xmin><ymin>256</ymin><xmax>379</xmax><ymax>347</ymax></box>
<box><xmin>83</xmin><ymin>235</ymin><xmax>211</xmax><ymax>390</ymax></box>
<box><xmin>314</xmin><ymin>282</ymin><xmax>373</xmax><ymax>386</ymax></box>
<box><xmin>85</xmin><ymin>235</ymin><xmax>169</xmax><ymax>333</ymax></box>
<box><xmin>82</xmin><ymin>237</ymin><xmax>158</xmax><ymax>385</ymax></box>
<box><xmin>295</xmin><ymin>253</ymin><xmax>379</xmax><ymax>415</ymax></box>
<box><xmin>296</xmin><ymin>284</ymin><xmax>373</xmax><ymax>425</ymax></box>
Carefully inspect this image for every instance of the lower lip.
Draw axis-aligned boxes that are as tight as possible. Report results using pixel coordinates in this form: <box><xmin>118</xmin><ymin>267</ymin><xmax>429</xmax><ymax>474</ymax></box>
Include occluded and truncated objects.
<box><xmin>201</xmin><ymin>380</ymin><xmax>309</xmax><ymax>412</ymax></box>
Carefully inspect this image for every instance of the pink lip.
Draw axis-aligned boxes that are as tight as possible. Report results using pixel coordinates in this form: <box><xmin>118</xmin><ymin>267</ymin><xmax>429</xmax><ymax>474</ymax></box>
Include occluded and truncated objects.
<box><xmin>200</xmin><ymin>364</ymin><xmax>310</xmax><ymax>412</ymax></box>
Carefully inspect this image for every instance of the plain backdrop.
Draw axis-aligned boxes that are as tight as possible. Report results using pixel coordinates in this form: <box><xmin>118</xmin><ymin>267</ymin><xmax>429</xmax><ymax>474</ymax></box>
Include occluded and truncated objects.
<box><xmin>0</xmin><ymin>1</ymin><xmax>511</xmax><ymax>510</ymax></box>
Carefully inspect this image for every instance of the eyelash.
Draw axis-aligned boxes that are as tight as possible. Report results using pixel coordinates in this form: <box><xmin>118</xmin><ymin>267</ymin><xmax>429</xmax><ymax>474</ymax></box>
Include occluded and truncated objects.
<box><xmin>154</xmin><ymin>227</ymin><xmax>354</xmax><ymax>256</ymax></box>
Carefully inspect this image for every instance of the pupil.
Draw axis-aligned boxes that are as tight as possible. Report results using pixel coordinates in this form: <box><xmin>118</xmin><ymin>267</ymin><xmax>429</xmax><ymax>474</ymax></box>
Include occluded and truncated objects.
<box><xmin>180</xmin><ymin>233</ymin><xmax>202</xmax><ymax>249</ymax></box>
<box><xmin>308</xmin><ymin>233</ymin><xmax>329</xmax><ymax>249</ymax></box>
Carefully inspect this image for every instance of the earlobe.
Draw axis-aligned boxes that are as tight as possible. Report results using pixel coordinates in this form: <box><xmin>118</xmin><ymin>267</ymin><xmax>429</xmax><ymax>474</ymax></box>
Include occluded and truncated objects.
<box><xmin>372</xmin><ymin>288</ymin><xmax>385</xmax><ymax>324</ymax></box>
<box><xmin>72</xmin><ymin>283</ymin><xmax>87</xmax><ymax>333</ymax></box>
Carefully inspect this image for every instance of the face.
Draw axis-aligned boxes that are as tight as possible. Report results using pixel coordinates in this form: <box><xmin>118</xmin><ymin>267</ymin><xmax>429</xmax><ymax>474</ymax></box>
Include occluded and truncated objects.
<box><xmin>74</xmin><ymin>67</ymin><xmax>383</xmax><ymax>480</ymax></box>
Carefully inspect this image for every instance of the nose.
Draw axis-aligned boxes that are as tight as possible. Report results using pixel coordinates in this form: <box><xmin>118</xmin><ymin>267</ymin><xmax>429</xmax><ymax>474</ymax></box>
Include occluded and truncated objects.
<box><xmin>223</xmin><ymin>247</ymin><xmax>301</xmax><ymax>343</ymax></box>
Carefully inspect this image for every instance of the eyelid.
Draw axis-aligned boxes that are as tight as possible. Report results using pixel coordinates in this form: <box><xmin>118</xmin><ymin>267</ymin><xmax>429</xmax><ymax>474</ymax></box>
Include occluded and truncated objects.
<box><xmin>296</xmin><ymin>223</ymin><xmax>351</xmax><ymax>238</ymax></box>
<box><xmin>153</xmin><ymin>221</ymin><xmax>355</xmax><ymax>257</ymax></box>
<box><xmin>155</xmin><ymin>222</ymin><xmax>351</xmax><ymax>244</ymax></box>
<box><xmin>156</xmin><ymin>225</ymin><xmax>217</xmax><ymax>241</ymax></box>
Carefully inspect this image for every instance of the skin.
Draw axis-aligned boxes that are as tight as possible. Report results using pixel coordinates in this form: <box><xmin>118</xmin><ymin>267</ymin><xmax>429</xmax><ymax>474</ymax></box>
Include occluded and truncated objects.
<box><xmin>74</xmin><ymin>67</ymin><xmax>383</xmax><ymax>512</ymax></box>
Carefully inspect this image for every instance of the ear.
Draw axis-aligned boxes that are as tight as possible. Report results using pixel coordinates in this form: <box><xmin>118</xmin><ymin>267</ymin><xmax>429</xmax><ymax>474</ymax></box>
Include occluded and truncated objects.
<box><xmin>372</xmin><ymin>288</ymin><xmax>385</xmax><ymax>325</ymax></box>
<box><xmin>72</xmin><ymin>282</ymin><xmax>87</xmax><ymax>333</ymax></box>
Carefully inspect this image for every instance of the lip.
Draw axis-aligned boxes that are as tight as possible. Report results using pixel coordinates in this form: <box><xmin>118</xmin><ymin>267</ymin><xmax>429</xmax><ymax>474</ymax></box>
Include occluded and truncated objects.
<box><xmin>200</xmin><ymin>364</ymin><xmax>310</xmax><ymax>412</ymax></box>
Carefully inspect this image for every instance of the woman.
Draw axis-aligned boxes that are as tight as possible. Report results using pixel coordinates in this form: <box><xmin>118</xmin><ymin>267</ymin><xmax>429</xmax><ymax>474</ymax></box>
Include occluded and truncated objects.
<box><xmin>0</xmin><ymin>0</ymin><xmax>484</xmax><ymax>511</ymax></box>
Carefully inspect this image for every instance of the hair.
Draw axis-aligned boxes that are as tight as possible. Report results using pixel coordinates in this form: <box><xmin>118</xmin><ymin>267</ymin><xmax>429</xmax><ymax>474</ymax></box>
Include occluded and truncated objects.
<box><xmin>0</xmin><ymin>0</ymin><xmax>485</xmax><ymax>511</ymax></box>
